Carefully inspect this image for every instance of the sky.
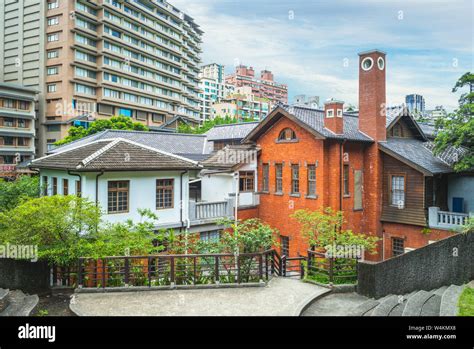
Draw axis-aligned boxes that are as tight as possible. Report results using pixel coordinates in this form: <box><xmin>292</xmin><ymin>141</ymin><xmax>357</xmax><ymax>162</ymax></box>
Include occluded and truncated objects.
<box><xmin>171</xmin><ymin>0</ymin><xmax>473</xmax><ymax>111</ymax></box>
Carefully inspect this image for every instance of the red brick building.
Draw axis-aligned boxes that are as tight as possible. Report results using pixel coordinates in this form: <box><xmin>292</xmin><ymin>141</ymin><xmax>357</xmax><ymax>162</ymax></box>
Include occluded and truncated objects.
<box><xmin>241</xmin><ymin>50</ymin><xmax>471</xmax><ymax>261</ymax></box>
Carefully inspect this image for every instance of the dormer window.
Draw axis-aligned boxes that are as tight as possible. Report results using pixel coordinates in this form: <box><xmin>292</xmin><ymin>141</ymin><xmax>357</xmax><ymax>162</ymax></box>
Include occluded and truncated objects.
<box><xmin>278</xmin><ymin>128</ymin><xmax>297</xmax><ymax>142</ymax></box>
<box><xmin>326</xmin><ymin>110</ymin><xmax>334</xmax><ymax>118</ymax></box>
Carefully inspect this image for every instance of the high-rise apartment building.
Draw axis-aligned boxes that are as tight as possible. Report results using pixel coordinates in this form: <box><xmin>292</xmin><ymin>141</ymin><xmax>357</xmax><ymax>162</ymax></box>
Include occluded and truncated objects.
<box><xmin>199</xmin><ymin>63</ymin><xmax>234</xmax><ymax>121</ymax></box>
<box><xmin>1</xmin><ymin>0</ymin><xmax>203</xmax><ymax>154</ymax></box>
<box><xmin>405</xmin><ymin>94</ymin><xmax>425</xmax><ymax>115</ymax></box>
<box><xmin>225</xmin><ymin>65</ymin><xmax>288</xmax><ymax>106</ymax></box>
<box><xmin>0</xmin><ymin>83</ymin><xmax>37</xmax><ymax>178</ymax></box>
<box><xmin>0</xmin><ymin>0</ymin><xmax>46</xmax><ymax>156</ymax></box>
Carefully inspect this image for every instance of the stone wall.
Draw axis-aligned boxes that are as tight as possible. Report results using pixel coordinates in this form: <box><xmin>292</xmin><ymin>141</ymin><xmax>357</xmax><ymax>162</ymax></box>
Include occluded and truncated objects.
<box><xmin>0</xmin><ymin>259</ymin><xmax>50</xmax><ymax>294</ymax></box>
<box><xmin>357</xmin><ymin>233</ymin><xmax>474</xmax><ymax>298</ymax></box>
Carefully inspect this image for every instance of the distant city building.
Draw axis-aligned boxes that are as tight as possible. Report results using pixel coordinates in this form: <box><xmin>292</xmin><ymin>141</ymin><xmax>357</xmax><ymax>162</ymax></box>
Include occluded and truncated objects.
<box><xmin>226</xmin><ymin>65</ymin><xmax>288</xmax><ymax>106</ymax></box>
<box><xmin>0</xmin><ymin>83</ymin><xmax>38</xmax><ymax>178</ymax></box>
<box><xmin>405</xmin><ymin>94</ymin><xmax>425</xmax><ymax>115</ymax></box>
<box><xmin>292</xmin><ymin>95</ymin><xmax>320</xmax><ymax>109</ymax></box>
<box><xmin>0</xmin><ymin>0</ymin><xmax>203</xmax><ymax>154</ymax></box>
<box><xmin>425</xmin><ymin>105</ymin><xmax>448</xmax><ymax>121</ymax></box>
<box><xmin>212</xmin><ymin>86</ymin><xmax>269</xmax><ymax>121</ymax></box>
<box><xmin>199</xmin><ymin>63</ymin><xmax>234</xmax><ymax>121</ymax></box>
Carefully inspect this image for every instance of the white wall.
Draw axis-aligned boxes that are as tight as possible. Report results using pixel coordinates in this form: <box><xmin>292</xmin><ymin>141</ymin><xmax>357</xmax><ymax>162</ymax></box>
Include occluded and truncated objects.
<box><xmin>201</xmin><ymin>173</ymin><xmax>234</xmax><ymax>202</ymax></box>
<box><xmin>200</xmin><ymin>157</ymin><xmax>258</xmax><ymax>207</ymax></box>
<box><xmin>39</xmin><ymin>169</ymin><xmax>193</xmax><ymax>228</ymax></box>
<box><xmin>448</xmin><ymin>174</ymin><xmax>474</xmax><ymax>213</ymax></box>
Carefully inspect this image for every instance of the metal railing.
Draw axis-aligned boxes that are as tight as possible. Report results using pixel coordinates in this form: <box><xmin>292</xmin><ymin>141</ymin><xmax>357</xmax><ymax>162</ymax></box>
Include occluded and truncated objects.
<box><xmin>306</xmin><ymin>250</ymin><xmax>358</xmax><ymax>285</ymax></box>
<box><xmin>76</xmin><ymin>250</ymin><xmax>280</xmax><ymax>289</ymax></box>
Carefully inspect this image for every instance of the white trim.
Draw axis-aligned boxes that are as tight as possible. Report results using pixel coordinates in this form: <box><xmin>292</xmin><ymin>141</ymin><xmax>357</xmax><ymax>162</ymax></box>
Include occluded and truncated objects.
<box><xmin>361</xmin><ymin>57</ymin><xmax>374</xmax><ymax>71</ymax></box>
<box><xmin>337</xmin><ymin>109</ymin><xmax>343</xmax><ymax>118</ymax></box>
<box><xmin>32</xmin><ymin>137</ymin><xmax>202</xmax><ymax>167</ymax></box>
<box><xmin>79</xmin><ymin>139</ymin><xmax>122</xmax><ymax>168</ymax></box>
<box><xmin>377</xmin><ymin>57</ymin><xmax>385</xmax><ymax>70</ymax></box>
<box><xmin>326</xmin><ymin>109</ymin><xmax>334</xmax><ymax>118</ymax></box>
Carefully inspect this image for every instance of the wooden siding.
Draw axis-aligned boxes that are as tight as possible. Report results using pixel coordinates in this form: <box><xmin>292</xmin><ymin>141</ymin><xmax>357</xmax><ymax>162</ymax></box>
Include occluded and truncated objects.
<box><xmin>381</xmin><ymin>154</ymin><xmax>427</xmax><ymax>226</ymax></box>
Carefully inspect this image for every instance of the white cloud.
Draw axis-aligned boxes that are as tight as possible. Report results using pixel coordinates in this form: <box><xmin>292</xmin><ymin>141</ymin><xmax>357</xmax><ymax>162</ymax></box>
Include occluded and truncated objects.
<box><xmin>171</xmin><ymin>0</ymin><xmax>472</xmax><ymax>110</ymax></box>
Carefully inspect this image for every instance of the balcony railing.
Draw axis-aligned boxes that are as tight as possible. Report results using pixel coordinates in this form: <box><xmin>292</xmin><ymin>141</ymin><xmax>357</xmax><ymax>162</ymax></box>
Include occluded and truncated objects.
<box><xmin>189</xmin><ymin>199</ymin><xmax>234</xmax><ymax>223</ymax></box>
<box><xmin>428</xmin><ymin>207</ymin><xmax>470</xmax><ymax>230</ymax></box>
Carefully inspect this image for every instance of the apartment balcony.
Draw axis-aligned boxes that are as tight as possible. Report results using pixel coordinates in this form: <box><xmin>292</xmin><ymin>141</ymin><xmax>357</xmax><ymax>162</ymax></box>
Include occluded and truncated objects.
<box><xmin>189</xmin><ymin>199</ymin><xmax>234</xmax><ymax>225</ymax></box>
<box><xmin>428</xmin><ymin>207</ymin><xmax>471</xmax><ymax>230</ymax></box>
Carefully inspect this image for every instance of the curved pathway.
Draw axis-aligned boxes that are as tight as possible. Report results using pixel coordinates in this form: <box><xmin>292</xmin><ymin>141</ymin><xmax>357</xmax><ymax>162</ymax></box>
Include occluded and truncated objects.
<box><xmin>70</xmin><ymin>278</ymin><xmax>329</xmax><ymax>316</ymax></box>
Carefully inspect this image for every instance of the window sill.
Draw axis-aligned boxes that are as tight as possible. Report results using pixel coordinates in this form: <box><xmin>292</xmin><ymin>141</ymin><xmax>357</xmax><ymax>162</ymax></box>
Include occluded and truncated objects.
<box><xmin>343</xmin><ymin>195</ymin><xmax>351</xmax><ymax>198</ymax></box>
<box><xmin>274</xmin><ymin>192</ymin><xmax>284</xmax><ymax>196</ymax></box>
<box><xmin>305</xmin><ymin>195</ymin><xmax>318</xmax><ymax>200</ymax></box>
<box><xmin>260</xmin><ymin>191</ymin><xmax>270</xmax><ymax>194</ymax></box>
<box><xmin>290</xmin><ymin>193</ymin><xmax>301</xmax><ymax>198</ymax></box>
<box><xmin>275</xmin><ymin>139</ymin><xmax>299</xmax><ymax>144</ymax></box>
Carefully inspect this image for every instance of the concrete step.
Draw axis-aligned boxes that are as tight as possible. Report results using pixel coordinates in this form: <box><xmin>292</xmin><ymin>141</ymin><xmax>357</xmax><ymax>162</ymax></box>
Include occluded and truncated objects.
<box><xmin>0</xmin><ymin>290</ymin><xmax>39</xmax><ymax>317</ymax></box>
<box><xmin>434</xmin><ymin>286</ymin><xmax>448</xmax><ymax>297</ymax></box>
<box><xmin>389</xmin><ymin>291</ymin><xmax>418</xmax><ymax>316</ymax></box>
<box><xmin>371</xmin><ymin>295</ymin><xmax>401</xmax><ymax>316</ymax></box>
<box><xmin>402</xmin><ymin>290</ymin><xmax>433</xmax><ymax>316</ymax></box>
<box><xmin>0</xmin><ymin>289</ymin><xmax>9</xmax><ymax>313</ymax></box>
<box><xmin>348</xmin><ymin>295</ymin><xmax>392</xmax><ymax>316</ymax></box>
<box><xmin>348</xmin><ymin>299</ymin><xmax>380</xmax><ymax>316</ymax></box>
<box><xmin>440</xmin><ymin>285</ymin><xmax>464</xmax><ymax>316</ymax></box>
<box><xmin>420</xmin><ymin>294</ymin><xmax>442</xmax><ymax>316</ymax></box>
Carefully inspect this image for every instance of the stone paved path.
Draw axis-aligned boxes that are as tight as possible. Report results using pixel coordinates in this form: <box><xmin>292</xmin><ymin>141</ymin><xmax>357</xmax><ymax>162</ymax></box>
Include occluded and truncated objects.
<box><xmin>70</xmin><ymin>277</ymin><xmax>329</xmax><ymax>316</ymax></box>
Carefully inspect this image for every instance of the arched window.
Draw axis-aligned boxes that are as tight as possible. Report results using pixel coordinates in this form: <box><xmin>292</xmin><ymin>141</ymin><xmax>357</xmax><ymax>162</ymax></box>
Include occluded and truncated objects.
<box><xmin>278</xmin><ymin>128</ymin><xmax>297</xmax><ymax>142</ymax></box>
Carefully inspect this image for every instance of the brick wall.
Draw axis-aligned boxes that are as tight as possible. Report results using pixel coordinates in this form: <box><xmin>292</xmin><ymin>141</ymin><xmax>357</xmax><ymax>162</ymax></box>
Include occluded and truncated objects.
<box><xmin>382</xmin><ymin>222</ymin><xmax>455</xmax><ymax>259</ymax></box>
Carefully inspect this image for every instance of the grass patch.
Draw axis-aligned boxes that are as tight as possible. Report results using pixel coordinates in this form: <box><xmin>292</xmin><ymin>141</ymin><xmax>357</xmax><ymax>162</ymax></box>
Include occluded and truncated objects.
<box><xmin>458</xmin><ymin>287</ymin><xmax>474</xmax><ymax>316</ymax></box>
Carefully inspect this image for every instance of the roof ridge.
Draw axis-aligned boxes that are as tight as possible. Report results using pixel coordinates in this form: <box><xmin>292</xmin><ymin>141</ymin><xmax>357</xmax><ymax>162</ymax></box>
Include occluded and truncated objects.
<box><xmin>104</xmin><ymin>129</ymin><xmax>207</xmax><ymax>137</ymax></box>
<box><xmin>32</xmin><ymin>138</ymin><xmax>113</xmax><ymax>164</ymax></box>
<box><xmin>210</xmin><ymin>122</ymin><xmax>260</xmax><ymax>128</ymax></box>
<box><xmin>78</xmin><ymin>139</ymin><xmax>122</xmax><ymax>169</ymax></box>
<box><xmin>50</xmin><ymin>130</ymin><xmax>109</xmax><ymax>152</ymax></box>
<box><xmin>96</xmin><ymin>137</ymin><xmax>201</xmax><ymax>166</ymax></box>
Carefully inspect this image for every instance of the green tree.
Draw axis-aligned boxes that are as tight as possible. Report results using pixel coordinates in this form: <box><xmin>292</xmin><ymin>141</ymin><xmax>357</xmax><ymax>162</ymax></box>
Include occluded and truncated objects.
<box><xmin>0</xmin><ymin>176</ymin><xmax>40</xmax><ymax>212</ymax></box>
<box><xmin>291</xmin><ymin>207</ymin><xmax>379</xmax><ymax>254</ymax></box>
<box><xmin>0</xmin><ymin>195</ymin><xmax>101</xmax><ymax>265</ymax></box>
<box><xmin>54</xmin><ymin>116</ymin><xmax>149</xmax><ymax>146</ymax></box>
<box><xmin>434</xmin><ymin>72</ymin><xmax>474</xmax><ymax>172</ymax></box>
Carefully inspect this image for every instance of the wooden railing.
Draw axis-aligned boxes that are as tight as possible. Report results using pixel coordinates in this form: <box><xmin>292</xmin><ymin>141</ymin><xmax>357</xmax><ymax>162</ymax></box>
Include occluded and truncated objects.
<box><xmin>306</xmin><ymin>250</ymin><xmax>358</xmax><ymax>285</ymax></box>
<box><xmin>76</xmin><ymin>250</ymin><xmax>280</xmax><ymax>289</ymax></box>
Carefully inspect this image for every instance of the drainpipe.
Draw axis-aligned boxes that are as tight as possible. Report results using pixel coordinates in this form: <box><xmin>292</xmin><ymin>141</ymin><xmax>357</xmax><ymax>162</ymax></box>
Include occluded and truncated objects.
<box><xmin>339</xmin><ymin>139</ymin><xmax>347</xmax><ymax>232</ymax></box>
<box><xmin>180</xmin><ymin>170</ymin><xmax>188</xmax><ymax>232</ymax></box>
<box><xmin>67</xmin><ymin>170</ymin><xmax>82</xmax><ymax>196</ymax></box>
<box><xmin>339</xmin><ymin>139</ymin><xmax>347</xmax><ymax>212</ymax></box>
<box><xmin>234</xmin><ymin>171</ymin><xmax>239</xmax><ymax>226</ymax></box>
<box><xmin>95</xmin><ymin>170</ymin><xmax>105</xmax><ymax>206</ymax></box>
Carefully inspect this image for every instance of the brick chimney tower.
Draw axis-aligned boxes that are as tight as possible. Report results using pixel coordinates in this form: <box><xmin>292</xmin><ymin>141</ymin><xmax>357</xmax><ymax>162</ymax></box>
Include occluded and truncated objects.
<box><xmin>358</xmin><ymin>50</ymin><xmax>386</xmax><ymax>142</ymax></box>
<box><xmin>324</xmin><ymin>99</ymin><xmax>344</xmax><ymax>134</ymax></box>
<box><xmin>358</xmin><ymin>50</ymin><xmax>387</xmax><ymax>262</ymax></box>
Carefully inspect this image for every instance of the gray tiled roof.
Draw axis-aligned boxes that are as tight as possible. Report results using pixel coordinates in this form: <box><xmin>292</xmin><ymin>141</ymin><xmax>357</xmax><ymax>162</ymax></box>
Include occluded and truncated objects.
<box><xmin>205</xmin><ymin>122</ymin><xmax>259</xmax><ymax>141</ymax></box>
<box><xmin>32</xmin><ymin>139</ymin><xmax>201</xmax><ymax>171</ymax></box>
<box><xmin>49</xmin><ymin>130</ymin><xmax>212</xmax><ymax>157</ymax></box>
<box><xmin>281</xmin><ymin>105</ymin><xmax>373</xmax><ymax>141</ymax></box>
<box><xmin>379</xmin><ymin>138</ymin><xmax>453</xmax><ymax>174</ymax></box>
<box><xmin>201</xmin><ymin>144</ymin><xmax>259</xmax><ymax>169</ymax></box>
<box><xmin>418</xmin><ymin>123</ymin><xmax>437</xmax><ymax>139</ymax></box>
